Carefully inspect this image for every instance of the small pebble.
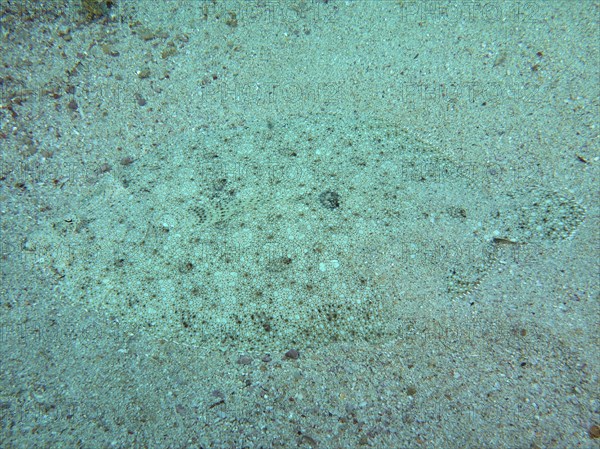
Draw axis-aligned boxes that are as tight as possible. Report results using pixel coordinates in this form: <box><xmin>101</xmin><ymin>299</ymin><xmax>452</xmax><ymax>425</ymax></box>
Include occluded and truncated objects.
<box><xmin>137</xmin><ymin>68</ymin><xmax>151</xmax><ymax>79</ymax></box>
<box><xmin>262</xmin><ymin>354</ymin><xmax>272</xmax><ymax>363</ymax></box>
<box><xmin>134</xmin><ymin>93</ymin><xmax>147</xmax><ymax>106</ymax></box>
<box><xmin>237</xmin><ymin>355</ymin><xmax>252</xmax><ymax>365</ymax></box>
<box><xmin>284</xmin><ymin>349</ymin><xmax>299</xmax><ymax>360</ymax></box>
<box><xmin>120</xmin><ymin>156</ymin><xmax>135</xmax><ymax>166</ymax></box>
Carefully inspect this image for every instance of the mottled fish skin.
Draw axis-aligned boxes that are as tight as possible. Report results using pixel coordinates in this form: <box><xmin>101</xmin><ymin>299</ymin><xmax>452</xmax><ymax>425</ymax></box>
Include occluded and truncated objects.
<box><xmin>36</xmin><ymin>116</ymin><xmax>586</xmax><ymax>350</ymax></box>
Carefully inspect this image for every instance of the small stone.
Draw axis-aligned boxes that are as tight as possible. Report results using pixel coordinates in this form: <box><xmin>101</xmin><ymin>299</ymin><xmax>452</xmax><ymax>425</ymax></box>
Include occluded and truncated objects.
<box><xmin>161</xmin><ymin>46</ymin><xmax>177</xmax><ymax>59</ymax></box>
<box><xmin>67</xmin><ymin>99</ymin><xmax>78</xmax><ymax>111</ymax></box>
<box><xmin>57</xmin><ymin>26</ymin><xmax>70</xmax><ymax>37</ymax></box>
<box><xmin>100</xmin><ymin>44</ymin><xmax>120</xmax><ymax>57</ymax></box>
<box><xmin>284</xmin><ymin>349</ymin><xmax>299</xmax><ymax>360</ymax></box>
<box><xmin>120</xmin><ymin>156</ymin><xmax>135</xmax><ymax>166</ymax></box>
<box><xmin>57</xmin><ymin>26</ymin><xmax>72</xmax><ymax>41</ymax></box>
<box><xmin>137</xmin><ymin>68</ymin><xmax>151</xmax><ymax>79</ymax></box>
<box><xmin>262</xmin><ymin>354</ymin><xmax>272</xmax><ymax>363</ymax></box>
<box><xmin>134</xmin><ymin>93</ymin><xmax>147</xmax><ymax>106</ymax></box>
<box><xmin>237</xmin><ymin>355</ymin><xmax>252</xmax><ymax>365</ymax></box>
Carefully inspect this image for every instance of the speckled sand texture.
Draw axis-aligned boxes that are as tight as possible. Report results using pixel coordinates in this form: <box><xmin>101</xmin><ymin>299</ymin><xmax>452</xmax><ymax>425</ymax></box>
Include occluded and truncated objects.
<box><xmin>1</xmin><ymin>1</ymin><xmax>598</xmax><ymax>448</ymax></box>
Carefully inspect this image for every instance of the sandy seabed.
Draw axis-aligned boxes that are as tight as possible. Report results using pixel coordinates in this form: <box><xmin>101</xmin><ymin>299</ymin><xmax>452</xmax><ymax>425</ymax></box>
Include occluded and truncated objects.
<box><xmin>1</xmin><ymin>1</ymin><xmax>598</xmax><ymax>448</ymax></box>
